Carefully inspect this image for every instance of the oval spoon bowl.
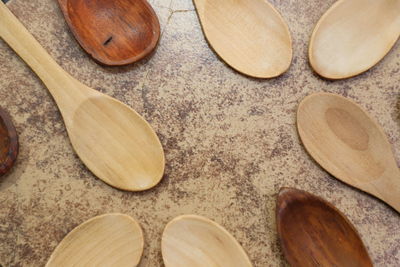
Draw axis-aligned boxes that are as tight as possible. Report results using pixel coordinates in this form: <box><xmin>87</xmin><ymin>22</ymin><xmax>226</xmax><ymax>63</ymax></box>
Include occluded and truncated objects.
<box><xmin>46</xmin><ymin>213</ymin><xmax>144</xmax><ymax>267</ymax></box>
<box><xmin>297</xmin><ymin>92</ymin><xmax>400</xmax><ymax>212</ymax></box>
<box><xmin>277</xmin><ymin>187</ymin><xmax>373</xmax><ymax>267</ymax></box>
<box><xmin>162</xmin><ymin>215</ymin><xmax>253</xmax><ymax>267</ymax></box>
<box><xmin>194</xmin><ymin>0</ymin><xmax>292</xmax><ymax>78</ymax></box>
<box><xmin>0</xmin><ymin>107</ymin><xmax>18</xmax><ymax>176</ymax></box>
<box><xmin>58</xmin><ymin>0</ymin><xmax>160</xmax><ymax>65</ymax></box>
<box><xmin>309</xmin><ymin>0</ymin><xmax>400</xmax><ymax>79</ymax></box>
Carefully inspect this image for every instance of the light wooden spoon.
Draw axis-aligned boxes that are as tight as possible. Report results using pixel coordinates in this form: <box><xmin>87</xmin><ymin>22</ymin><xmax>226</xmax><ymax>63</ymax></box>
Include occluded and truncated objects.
<box><xmin>309</xmin><ymin>0</ymin><xmax>400</xmax><ymax>79</ymax></box>
<box><xmin>193</xmin><ymin>0</ymin><xmax>292</xmax><ymax>78</ymax></box>
<box><xmin>161</xmin><ymin>215</ymin><xmax>253</xmax><ymax>267</ymax></box>
<box><xmin>277</xmin><ymin>187</ymin><xmax>373</xmax><ymax>267</ymax></box>
<box><xmin>0</xmin><ymin>2</ymin><xmax>165</xmax><ymax>191</ymax></box>
<box><xmin>46</xmin><ymin>213</ymin><xmax>144</xmax><ymax>267</ymax></box>
<box><xmin>297</xmin><ymin>92</ymin><xmax>400</xmax><ymax>212</ymax></box>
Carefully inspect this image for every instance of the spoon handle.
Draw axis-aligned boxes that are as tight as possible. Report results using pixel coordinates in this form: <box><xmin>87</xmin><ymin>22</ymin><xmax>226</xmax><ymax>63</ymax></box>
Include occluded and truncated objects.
<box><xmin>0</xmin><ymin>2</ymin><xmax>75</xmax><ymax>104</ymax></box>
<box><xmin>379</xmin><ymin>170</ymin><xmax>400</xmax><ymax>213</ymax></box>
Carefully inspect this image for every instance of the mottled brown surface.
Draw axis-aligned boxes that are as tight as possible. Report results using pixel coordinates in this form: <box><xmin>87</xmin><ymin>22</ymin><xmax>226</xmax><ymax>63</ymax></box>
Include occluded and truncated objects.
<box><xmin>0</xmin><ymin>0</ymin><xmax>399</xmax><ymax>266</ymax></box>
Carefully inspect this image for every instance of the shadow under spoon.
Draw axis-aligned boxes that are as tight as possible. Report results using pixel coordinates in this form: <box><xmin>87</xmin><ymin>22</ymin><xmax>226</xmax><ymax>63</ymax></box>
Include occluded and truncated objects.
<box><xmin>0</xmin><ymin>2</ymin><xmax>165</xmax><ymax>191</ymax></box>
<box><xmin>277</xmin><ymin>187</ymin><xmax>373</xmax><ymax>267</ymax></box>
<box><xmin>297</xmin><ymin>92</ymin><xmax>400</xmax><ymax>212</ymax></box>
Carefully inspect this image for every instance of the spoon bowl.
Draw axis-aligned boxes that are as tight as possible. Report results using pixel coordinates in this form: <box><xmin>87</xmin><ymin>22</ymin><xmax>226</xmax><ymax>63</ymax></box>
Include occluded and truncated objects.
<box><xmin>57</xmin><ymin>0</ymin><xmax>160</xmax><ymax>65</ymax></box>
<box><xmin>46</xmin><ymin>213</ymin><xmax>144</xmax><ymax>267</ymax></box>
<box><xmin>0</xmin><ymin>107</ymin><xmax>18</xmax><ymax>176</ymax></box>
<box><xmin>194</xmin><ymin>0</ymin><xmax>292</xmax><ymax>78</ymax></box>
<box><xmin>162</xmin><ymin>215</ymin><xmax>253</xmax><ymax>267</ymax></box>
<box><xmin>297</xmin><ymin>92</ymin><xmax>400</xmax><ymax>212</ymax></box>
<box><xmin>309</xmin><ymin>0</ymin><xmax>400</xmax><ymax>79</ymax></box>
<box><xmin>277</xmin><ymin>187</ymin><xmax>373</xmax><ymax>267</ymax></box>
<box><xmin>0</xmin><ymin>2</ymin><xmax>165</xmax><ymax>191</ymax></box>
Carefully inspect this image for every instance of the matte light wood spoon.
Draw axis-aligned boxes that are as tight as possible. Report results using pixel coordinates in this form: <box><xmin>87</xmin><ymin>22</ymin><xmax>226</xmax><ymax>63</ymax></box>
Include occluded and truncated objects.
<box><xmin>0</xmin><ymin>2</ymin><xmax>165</xmax><ymax>191</ymax></box>
<box><xmin>277</xmin><ymin>187</ymin><xmax>373</xmax><ymax>267</ymax></box>
<box><xmin>46</xmin><ymin>213</ymin><xmax>144</xmax><ymax>267</ymax></box>
<box><xmin>309</xmin><ymin>0</ymin><xmax>400</xmax><ymax>79</ymax></box>
<box><xmin>193</xmin><ymin>0</ymin><xmax>292</xmax><ymax>78</ymax></box>
<box><xmin>0</xmin><ymin>107</ymin><xmax>18</xmax><ymax>176</ymax></box>
<box><xmin>297</xmin><ymin>92</ymin><xmax>400</xmax><ymax>212</ymax></box>
<box><xmin>162</xmin><ymin>215</ymin><xmax>253</xmax><ymax>267</ymax></box>
<box><xmin>57</xmin><ymin>0</ymin><xmax>160</xmax><ymax>66</ymax></box>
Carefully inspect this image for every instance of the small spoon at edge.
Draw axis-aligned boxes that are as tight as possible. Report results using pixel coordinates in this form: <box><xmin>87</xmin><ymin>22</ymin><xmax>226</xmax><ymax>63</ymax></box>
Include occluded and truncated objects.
<box><xmin>297</xmin><ymin>92</ymin><xmax>400</xmax><ymax>212</ymax></box>
<box><xmin>162</xmin><ymin>214</ymin><xmax>253</xmax><ymax>267</ymax></box>
<box><xmin>309</xmin><ymin>0</ymin><xmax>400</xmax><ymax>79</ymax></box>
<box><xmin>277</xmin><ymin>187</ymin><xmax>373</xmax><ymax>267</ymax></box>
<box><xmin>0</xmin><ymin>106</ymin><xmax>18</xmax><ymax>176</ymax></box>
<box><xmin>46</xmin><ymin>213</ymin><xmax>144</xmax><ymax>267</ymax></box>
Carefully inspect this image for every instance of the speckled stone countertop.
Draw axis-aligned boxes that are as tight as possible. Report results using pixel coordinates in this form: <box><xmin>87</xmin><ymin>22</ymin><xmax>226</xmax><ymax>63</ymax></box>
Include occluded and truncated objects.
<box><xmin>0</xmin><ymin>0</ymin><xmax>399</xmax><ymax>266</ymax></box>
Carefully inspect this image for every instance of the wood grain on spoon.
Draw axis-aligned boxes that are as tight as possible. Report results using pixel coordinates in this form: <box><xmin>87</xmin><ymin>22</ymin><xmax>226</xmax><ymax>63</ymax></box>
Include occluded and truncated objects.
<box><xmin>297</xmin><ymin>92</ymin><xmax>400</xmax><ymax>212</ymax></box>
<box><xmin>194</xmin><ymin>0</ymin><xmax>292</xmax><ymax>78</ymax></box>
<box><xmin>309</xmin><ymin>0</ymin><xmax>400</xmax><ymax>79</ymax></box>
<box><xmin>0</xmin><ymin>2</ymin><xmax>165</xmax><ymax>191</ymax></box>
<box><xmin>162</xmin><ymin>215</ymin><xmax>253</xmax><ymax>267</ymax></box>
<box><xmin>277</xmin><ymin>187</ymin><xmax>373</xmax><ymax>267</ymax></box>
<box><xmin>0</xmin><ymin>107</ymin><xmax>18</xmax><ymax>176</ymax></box>
<box><xmin>57</xmin><ymin>0</ymin><xmax>160</xmax><ymax>65</ymax></box>
<box><xmin>46</xmin><ymin>213</ymin><xmax>144</xmax><ymax>267</ymax></box>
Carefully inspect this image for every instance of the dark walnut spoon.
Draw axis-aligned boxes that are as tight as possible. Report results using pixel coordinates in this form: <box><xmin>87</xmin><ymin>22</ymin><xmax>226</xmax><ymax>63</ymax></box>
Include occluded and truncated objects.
<box><xmin>57</xmin><ymin>0</ymin><xmax>160</xmax><ymax>66</ymax></box>
<box><xmin>277</xmin><ymin>187</ymin><xmax>373</xmax><ymax>267</ymax></box>
<box><xmin>0</xmin><ymin>107</ymin><xmax>18</xmax><ymax>176</ymax></box>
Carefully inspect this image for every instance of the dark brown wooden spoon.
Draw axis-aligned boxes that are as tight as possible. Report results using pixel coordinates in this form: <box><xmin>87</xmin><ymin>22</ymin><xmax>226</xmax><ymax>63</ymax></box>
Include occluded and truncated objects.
<box><xmin>57</xmin><ymin>0</ymin><xmax>160</xmax><ymax>66</ymax></box>
<box><xmin>276</xmin><ymin>187</ymin><xmax>373</xmax><ymax>267</ymax></box>
<box><xmin>0</xmin><ymin>107</ymin><xmax>18</xmax><ymax>176</ymax></box>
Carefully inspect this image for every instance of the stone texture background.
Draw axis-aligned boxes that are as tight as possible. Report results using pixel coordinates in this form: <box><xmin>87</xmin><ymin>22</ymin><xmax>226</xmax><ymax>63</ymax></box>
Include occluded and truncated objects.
<box><xmin>0</xmin><ymin>0</ymin><xmax>399</xmax><ymax>266</ymax></box>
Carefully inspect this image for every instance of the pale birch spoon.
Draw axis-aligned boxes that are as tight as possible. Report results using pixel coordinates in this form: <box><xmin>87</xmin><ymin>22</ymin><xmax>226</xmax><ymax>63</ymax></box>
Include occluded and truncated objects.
<box><xmin>309</xmin><ymin>0</ymin><xmax>400</xmax><ymax>79</ymax></box>
<box><xmin>162</xmin><ymin>215</ymin><xmax>253</xmax><ymax>267</ymax></box>
<box><xmin>193</xmin><ymin>0</ymin><xmax>292</xmax><ymax>78</ymax></box>
<box><xmin>0</xmin><ymin>2</ymin><xmax>165</xmax><ymax>191</ymax></box>
<box><xmin>46</xmin><ymin>213</ymin><xmax>144</xmax><ymax>267</ymax></box>
<box><xmin>297</xmin><ymin>92</ymin><xmax>400</xmax><ymax>212</ymax></box>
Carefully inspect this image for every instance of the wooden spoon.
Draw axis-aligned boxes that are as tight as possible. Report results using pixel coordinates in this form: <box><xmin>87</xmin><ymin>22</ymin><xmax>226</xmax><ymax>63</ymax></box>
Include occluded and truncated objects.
<box><xmin>0</xmin><ymin>2</ymin><xmax>165</xmax><ymax>191</ymax></box>
<box><xmin>297</xmin><ymin>92</ymin><xmax>400</xmax><ymax>212</ymax></box>
<box><xmin>193</xmin><ymin>0</ymin><xmax>292</xmax><ymax>78</ymax></box>
<box><xmin>161</xmin><ymin>215</ymin><xmax>253</xmax><ymax>267</ymax></box>
<box><xmin>276</xmin><ymin>187</ymin><xmax>373</xmax><ymax>267</ymax></box>
<box><xmin>309</xmin><ymin>0</ymin><xmax>400</xmax><ymax>79</ymax></box>
<box><xmin>57</xmin><ymin>0</ymin><xmax>160</xmax><ymax>66</ymax></box>
<box><xmin>0</xmin><ymin>107</ymin><xmax>18</xmax><ymax>176</ymax></box>
<box><xmin>46</xmin><ymin>213</ymin><xmax>144</xmax><ymax>267</ymax></box>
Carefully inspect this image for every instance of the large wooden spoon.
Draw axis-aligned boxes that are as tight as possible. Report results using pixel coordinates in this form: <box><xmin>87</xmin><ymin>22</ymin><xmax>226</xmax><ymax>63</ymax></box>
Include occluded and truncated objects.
<box><xmin>162</xmin><ymin>215</ymin><xmax>253</xmax><ymax>267</ymax></box>
<box><xmin>0</xmin><ymin>107</ymin><xmax>18</xmax><ymax>176</ymax></box>
<box><xmin>277</xmin><ymin>187</ymin><xmax>373</xmax><ymax>267</ymax></box>
<box><xmin>193</xmin><ymin>0</ymin><xmax>292</xmax><ymax>78</ymax></box>
<box><xmin>46</xmin><ymin>213</ymin><xmax>144</xmax><ymax>267</ymax></box>
<box><xmin>297</xmin><ymin>92</ymin><xmax>400</xmax><ymax>212</ymax></box>
<box><xmin>309</xmin><ymin>0</ymin><xmax>400</xmax><ymax>79</ymax></box>
<box><xmin>57</xmin><ymin>0</ymin><xmax>160</xmax><ymax>66</ymax></box>
<box><xmin>0</xmin><ymin>2</ymin><xmax>165</xmax><ymax>191</ymax></box>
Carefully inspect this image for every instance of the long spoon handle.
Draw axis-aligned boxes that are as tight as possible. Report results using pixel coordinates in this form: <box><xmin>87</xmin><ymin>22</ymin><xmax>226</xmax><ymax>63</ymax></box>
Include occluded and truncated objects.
<box><xmin>379</xmin><ymin>170</ymin><xmax>400</xmax><ymax>213</ymax></box>
<box><xmin>0</xmin><ymin>2</ymin><xmax>75</xmax><ymax>104</ymax></box>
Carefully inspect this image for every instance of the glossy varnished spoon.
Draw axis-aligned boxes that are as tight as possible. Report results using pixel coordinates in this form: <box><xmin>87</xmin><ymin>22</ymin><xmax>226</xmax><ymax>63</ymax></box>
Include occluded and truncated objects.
<box><xmin>162</xmin><ymin>215</ymin><xmax>253</xmax><ymax>267</ymax></box>
<box><xmin>57</xmin><ymin>0</ymin><xmax>160</xmax><ymax>65</ymax></box>
<box><xmin>277</xmin><ymin>187</ymin><xmax>373</xmax><ymax>267</ymax></box>
<box><xmin>46</xmin><ymin>213</ymin><xmax>144</xmax><ymax>267</ymax></box>
<box><xmin>297</xmin><ymin>92</ymin><xmax>400</xmax><ymax>212</ymax></box>
<box><xmin>309</xmin><ymin>0</ymin><xmax>400</xmax><ymax>79</ymax></box>
<box><xmin>0</xmin><ymin>107</ymin><xmax>18</xmax><ymax>176</ymax></box>
<box><xmin>194</xmin><ymin>0</ymin><xmax>292</xmax><ymax>78</ymax></box>
<box><xmin>0</xmin><ymin>2</ymin><xmax>165</xmax><ymax>191</ymax></box>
